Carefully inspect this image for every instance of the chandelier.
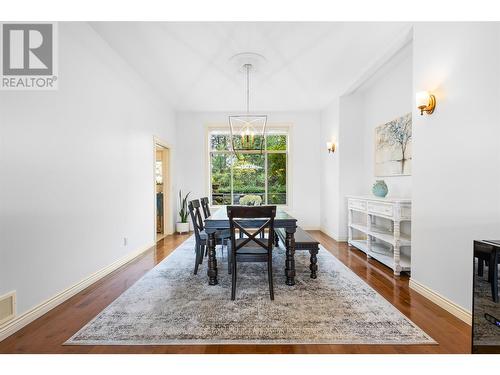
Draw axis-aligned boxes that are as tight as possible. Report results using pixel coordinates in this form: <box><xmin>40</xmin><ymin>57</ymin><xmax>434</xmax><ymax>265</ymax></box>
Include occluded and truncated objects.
<box><xmin>229</xmin><ymin>61</ymin><xmax>267</xmax><ymax>159</ymax></box>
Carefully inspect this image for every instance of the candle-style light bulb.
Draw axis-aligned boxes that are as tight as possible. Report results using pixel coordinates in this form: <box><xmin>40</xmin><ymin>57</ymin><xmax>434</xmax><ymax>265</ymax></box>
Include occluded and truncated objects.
<box><xmin>416</xmin><ymin>91</ymin><xmax>430</xmax><ymax>109</ymax></box>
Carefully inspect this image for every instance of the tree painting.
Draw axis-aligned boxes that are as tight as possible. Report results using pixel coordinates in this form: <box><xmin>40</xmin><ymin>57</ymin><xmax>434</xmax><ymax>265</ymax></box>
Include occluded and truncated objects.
<box><xmin>375</xmin><ymin>113</ymin><xmax>412</xmax><ymax>176</ymax></box>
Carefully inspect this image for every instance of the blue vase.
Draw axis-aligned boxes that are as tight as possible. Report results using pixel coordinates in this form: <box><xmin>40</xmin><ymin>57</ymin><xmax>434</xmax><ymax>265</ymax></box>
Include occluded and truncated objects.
<box><xmin>372</xmin><ymin>180</ymin><xmax>388</xmax><ymax>198</ymax></box>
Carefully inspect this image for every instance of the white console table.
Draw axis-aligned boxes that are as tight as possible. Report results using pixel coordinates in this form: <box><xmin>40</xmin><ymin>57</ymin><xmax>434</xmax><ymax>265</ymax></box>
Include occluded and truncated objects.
<box><xmin>346</xmin><ymin>195</ymin><xmax>411</xmax><ymax>276</ymax></box>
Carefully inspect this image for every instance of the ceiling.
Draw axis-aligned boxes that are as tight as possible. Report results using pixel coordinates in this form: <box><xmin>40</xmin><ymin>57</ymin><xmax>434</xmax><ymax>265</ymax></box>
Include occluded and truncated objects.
<box><xmin>90</xmin><ymin>22</ymin><xmax>410</xmax><ymax>112</ymax></box>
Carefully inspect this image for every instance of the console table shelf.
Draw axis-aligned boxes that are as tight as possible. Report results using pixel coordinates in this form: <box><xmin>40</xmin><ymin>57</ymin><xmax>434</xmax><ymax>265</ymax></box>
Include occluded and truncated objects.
<box><xmin>347</xmin><ymin>195</ymin><xmax>412</xmax><ymax>276</ymax></box>
<box><xmin>349</xmin><ymin>239</ymin><xmax>411</xmax><ymax>270</ymax></box>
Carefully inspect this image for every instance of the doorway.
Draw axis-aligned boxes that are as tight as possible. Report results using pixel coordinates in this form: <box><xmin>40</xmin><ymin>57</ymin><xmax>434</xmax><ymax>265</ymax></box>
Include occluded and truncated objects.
<box><xmin>155</xmin><ymin>141</ymin><xmax>171</xmax><ymax>242</ymax></box>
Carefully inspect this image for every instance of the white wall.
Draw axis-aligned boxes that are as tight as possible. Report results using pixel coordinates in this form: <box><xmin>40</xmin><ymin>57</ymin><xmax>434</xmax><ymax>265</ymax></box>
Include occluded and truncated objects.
<box><xmin>359</xmin><ymin>43</ymin><xmax>413</xmax><ymax>197</ymax></box>
<box><xmin>411</xmin><ymin>23</ymin><xmax>500</xmax><ymax>311</ymax></box>
<box><xmin>337</xmin><ymin>94</ymin><xmax>367</xmax><ymax>240</ymax></box>
<box><xmin>176</xmin><ymin>111</ymin><xmax>322</xmax><ymax>229</ymax></box>
<box><xmin>320</xmin><ymin>24</ymin><xmax>500</xmax><ymax>313</ymax></box>
<box><xmin>320</xmin><ymin>44</ymin><xmax>413</xmax><ymax>240</ymax></box>
<box><xmin>319</xmin><ymin>99</ymin><xmax>340</xmax><ymax>239</ymax></box>
<box><xmin>320</xmin><ymin>94</ymin><xmax>366</xmax><ymax>241</ymax></box>
<box><xmin>0</xmin><ymin>23</ymin><xmax>176</xmax><ymax>316</ymax></box>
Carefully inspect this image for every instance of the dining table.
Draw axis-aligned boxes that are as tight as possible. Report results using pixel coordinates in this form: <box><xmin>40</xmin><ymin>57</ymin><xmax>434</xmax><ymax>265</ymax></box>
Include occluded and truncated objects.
<box><xmin>204</xmin><ymin>206</ymin><xmax>298</xmax><ymax>286</ymax></box>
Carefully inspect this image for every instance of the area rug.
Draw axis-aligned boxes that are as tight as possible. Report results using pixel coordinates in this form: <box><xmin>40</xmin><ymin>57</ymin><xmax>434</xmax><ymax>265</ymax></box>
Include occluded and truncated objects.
<box><xmin>65</xmin><ymin>236</ymin><xmax>435</xmax><ymax>345</ymax></box>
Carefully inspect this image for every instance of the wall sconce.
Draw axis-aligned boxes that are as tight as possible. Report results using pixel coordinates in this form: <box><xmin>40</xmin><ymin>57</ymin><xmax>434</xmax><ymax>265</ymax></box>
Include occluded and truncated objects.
<box><xmin>416</xmin><ymin>91</ymin><xmax>436</xmax><ymax>115</ymax></box>
<box><xmin>326</xmin><ymin>141</ymin><xmax>336</xmax><ymax>154</ymax></box>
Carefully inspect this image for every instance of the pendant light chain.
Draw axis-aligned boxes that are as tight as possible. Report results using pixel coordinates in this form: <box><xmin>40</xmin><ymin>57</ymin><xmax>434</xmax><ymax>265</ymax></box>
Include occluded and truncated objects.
<box><xmin>228</xmin><ymin>57</ymin><xmax>267</xmax><ymax>158</ymax></box>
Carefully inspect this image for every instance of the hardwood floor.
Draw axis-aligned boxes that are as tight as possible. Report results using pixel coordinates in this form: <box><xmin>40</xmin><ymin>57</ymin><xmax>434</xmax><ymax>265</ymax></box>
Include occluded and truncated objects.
<box><xmin>0</xmin><ymin>231</ymin><xmax>471</xmax><ymax>354</ymax></box>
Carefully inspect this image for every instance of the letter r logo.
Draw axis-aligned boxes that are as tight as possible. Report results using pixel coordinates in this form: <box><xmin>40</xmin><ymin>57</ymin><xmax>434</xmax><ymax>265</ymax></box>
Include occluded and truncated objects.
<box><xmin>2</xmin><ymin>24</ymin><xmax>53</xmax><ymax>75</ymax></box>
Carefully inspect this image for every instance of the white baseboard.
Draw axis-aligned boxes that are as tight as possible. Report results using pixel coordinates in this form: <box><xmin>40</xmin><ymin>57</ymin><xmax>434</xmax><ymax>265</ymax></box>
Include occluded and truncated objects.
<box><xmin>301</xmin><ymin>226</ymin><xmax>321</xmax><ymax>231</ymax></box>
<box><xmin>0</xmin><ymin>242</ymin><xmax>155</xmax><ymax>343</ymax></box>
<box><xmin>409</xmin><ymin>278</ymin><xmax>472</xmax><ymax>325</ymax></box>
<box><xmin>319</xmin><ymin>227</ymin><xmax>348</xmax><ymax>242</ymax></box>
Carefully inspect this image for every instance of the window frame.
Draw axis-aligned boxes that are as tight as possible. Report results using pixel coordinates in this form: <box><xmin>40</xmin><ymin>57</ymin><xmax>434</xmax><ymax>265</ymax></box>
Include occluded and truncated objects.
<box><xmin>206</xmin><ymin>124</ymin><xmax>291</xmax><ymax>208</ymax></box>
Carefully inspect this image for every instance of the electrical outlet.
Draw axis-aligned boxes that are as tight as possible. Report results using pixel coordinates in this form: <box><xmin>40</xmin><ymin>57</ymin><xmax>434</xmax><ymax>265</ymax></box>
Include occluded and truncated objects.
<box><xmin>123</xmin><ymin>237</ymin><xmax>128</xmax><ymax>246</ymax></box>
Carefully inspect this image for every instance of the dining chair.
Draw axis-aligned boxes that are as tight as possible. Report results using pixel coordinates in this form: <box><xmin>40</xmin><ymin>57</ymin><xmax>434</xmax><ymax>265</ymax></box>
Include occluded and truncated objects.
<box><xmin>227</xmin><ymin>205</ymin><xmax>277</xmax><ymax>300</ymax></box>
<box><xmin>200</xmin><ymin>197</ymin><xmax>211</xmax><ymax>219</ymax></box>
<box><xmin>188</xmin><ymin>199</ymin><xmax>224</xmax><ymax>275</ymax></box>
<box><xmin>474</xmin><ymin>241</ymin><xmax>499</xmax><ymax>303</ymax></box>
<box><xmin>200</xmin><ymin>197</ymin><xmax>231</xmax><ymax>257</ymax></box>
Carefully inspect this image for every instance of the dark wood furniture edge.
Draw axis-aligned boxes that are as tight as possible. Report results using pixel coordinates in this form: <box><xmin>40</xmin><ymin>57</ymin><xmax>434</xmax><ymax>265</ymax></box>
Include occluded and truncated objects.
<box><xmin>276</xmin><ymin>227</ymin><xmax>319</xmax><ymax>279</ymax></box>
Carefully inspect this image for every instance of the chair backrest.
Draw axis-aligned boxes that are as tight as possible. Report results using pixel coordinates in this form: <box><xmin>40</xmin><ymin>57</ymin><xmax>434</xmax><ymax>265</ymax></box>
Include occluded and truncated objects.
<box><xmin>227</xmin><ymin>205</ymin><xmax>277</xmax><ymax>253</ymax></box>
<box><xmin>188</xmin><ymin>199</ymin><xmax>205</xmax><ymax>240</ymax></box>
<box><xmin>200</xmin><ymin>197</ymin><xmax>211</xmax><ymax>219</ymax></box>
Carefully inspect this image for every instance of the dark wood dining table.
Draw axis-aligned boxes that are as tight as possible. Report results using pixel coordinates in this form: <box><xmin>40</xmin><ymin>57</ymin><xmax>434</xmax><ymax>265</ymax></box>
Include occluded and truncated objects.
<box><xmin>204</xmin><ymin>207</ymin><xmax>298</xmax><ymax>286</ymax></box>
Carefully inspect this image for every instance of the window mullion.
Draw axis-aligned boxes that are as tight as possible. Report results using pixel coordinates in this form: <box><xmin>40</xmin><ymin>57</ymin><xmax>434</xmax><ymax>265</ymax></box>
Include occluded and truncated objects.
<box><xmin>264</xmin><ymin>151</ymin><xmax>268</xmax><ymax>205</ymax></box>
<box><xmin>209</xmin><ymin>151</ymin><xmax>213</xmax><ymax>205</ymax></box>
<box><xmin>230</xmin><ymin>155</ymin><xmax>234</xmax><ymax>204</ymax></box>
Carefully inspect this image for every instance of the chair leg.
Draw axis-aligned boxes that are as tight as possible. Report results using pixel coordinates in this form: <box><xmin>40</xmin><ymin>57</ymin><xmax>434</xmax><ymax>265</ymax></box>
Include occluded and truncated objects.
<box><xmin>490</xmin><ymin>252</ymin><xmax>499</xmax><ymax>303</ymax></box>
<box><xmin>194</xmin><ymin>244</ymin><xmax>200</xmax><ymax>275</ymax></box>
<box><xmin>268</xmin><ymin>254</ymin><xmax>274</xmax><ymax>300</ymax></box>
<box><xmin>199</xmin><ymin>244</ymin><xmax>205</xmax><ymax>264</ymax></box>
<box><xmin>228</xmin><ymin>246</ymin><xmax>232</xmax><ymax>274</ymax></box>
<box><xmin>487</xmin><ymin>259</ymin><xmax>492</xmax><ymax>282</ymax></box>
<box><xmin>231</xmin><ymin>257</ymin><xmax>237</xmax><ymax>300</ymax></box>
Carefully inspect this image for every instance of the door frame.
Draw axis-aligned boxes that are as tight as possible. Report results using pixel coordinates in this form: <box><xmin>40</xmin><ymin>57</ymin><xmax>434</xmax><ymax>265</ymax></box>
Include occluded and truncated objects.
<box><xmin>153</xmin><ymin>137</ymin><xmax>173</xmax><ymax>241</ymax></box>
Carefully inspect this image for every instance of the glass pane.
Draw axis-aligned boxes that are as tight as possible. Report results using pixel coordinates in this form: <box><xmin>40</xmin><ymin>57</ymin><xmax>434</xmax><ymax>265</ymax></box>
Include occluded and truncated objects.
<box><xmin>210</xmin><ymin>133</ymin><xmax>230</xmax><ymax>151</ymax></box>
<box><xmin>211</xmin><ymin>152</ymin><xmax>232</xmax><ymax>205</ymax></box>
<box><xmin>266</xmin><ymin>134</ymin><xmax>287</xmax><ymax>151</ymax></box>
<box><xmin>232</xmin><ymin>154</ymin><xmax>265</xmax><ymax>205</ymax></box>
<box><xmin>267</xmin><ymin>153</ymin><xmax>287</xmax><ymax>204</ymax></box>
<box><xmin>231</xmin><ymin>134</ymin><xmax>265</xmax><ymax>151</ymax></box>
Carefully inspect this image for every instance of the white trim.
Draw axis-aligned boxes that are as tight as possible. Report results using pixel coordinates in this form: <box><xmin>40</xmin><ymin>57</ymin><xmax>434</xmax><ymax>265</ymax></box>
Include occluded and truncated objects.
<box><xmin>153</xmin><ymin>136</ymin><xmax>174</xmax><ymax>237</ymax></box>
<box><xmin>409</xmin><ymin>278</ymin><xmax>472</xmax><ymax>325</ymax></box>
<box><xmin>0</xmin><ymin>242</ymin><xmax>154</xmax><ymax>342</ymax></box>
<box><xmin>300</xmin><ymin>226</ymin><xmax>321</xmax><ymax>231</ymax></box>
<box><xmin>343</xmin><ymin>26</ymin><xmax>413</xmax><ymax>96</ymax></box>
<box><xmin>320</xmin><ymin>227</ymin><xmax>348</xmax><ymax>242</ymax></box>
<box><xmin>0</xmin><ymin>291</ymin><xmax>16</xmax><ymax>326</ymax></box>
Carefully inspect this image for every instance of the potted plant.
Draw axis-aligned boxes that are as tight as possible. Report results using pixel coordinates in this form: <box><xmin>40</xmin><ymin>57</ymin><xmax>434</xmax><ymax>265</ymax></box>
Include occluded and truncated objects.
<box><xmin>239</xmin><ymin>194</ymin><xmax>263</xmax><ymax>206</ymax></box>
<box><xmin>176</xmin><ymin>190</ymin><xmax>191</xmax><ymax>233</ymax></box>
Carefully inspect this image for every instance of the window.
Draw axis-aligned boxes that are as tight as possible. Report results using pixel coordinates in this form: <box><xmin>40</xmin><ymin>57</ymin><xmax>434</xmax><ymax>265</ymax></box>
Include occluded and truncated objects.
<box><xmin>209</xmin><ymin>129</ymin><xmax>288</xmax><ymax>206</ymax></box>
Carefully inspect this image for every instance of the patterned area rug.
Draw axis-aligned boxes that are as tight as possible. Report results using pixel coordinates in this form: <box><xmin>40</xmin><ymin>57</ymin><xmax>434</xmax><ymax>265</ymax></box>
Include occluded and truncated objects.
<box><xmin>66</xmin><ymin>236</ymin><xmax>435</xmax><ymax>345</ymax></box>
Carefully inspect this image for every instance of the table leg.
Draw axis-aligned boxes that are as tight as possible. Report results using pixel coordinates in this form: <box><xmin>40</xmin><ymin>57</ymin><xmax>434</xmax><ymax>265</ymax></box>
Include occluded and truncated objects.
<box><xmin>285</xmin><ymin>229</ymin><xmax>296</xmax><ymax>286</ymax></box>
<box><xmin>309</xmin><ymin>248</ymin><xmax>318</xmax><ymax>279</ymax></box>
<box><xmin>490</xmin><ymin>250</ymin><xmax>498</xmax><ymax>303</ymax></box>
<box><xmin>478</xmin><ymin>258</ymin><xmax>484</xmax><ymax>277</ymax></box>
<box><xmin>207</xmin><ymin>231</ymin><xmax>218</xmax><ymax>285</ymax></box>
<box><xmin>393</xmin><ymin>221</ymin><xmax>401</xmax><ymax>276</ymax></box>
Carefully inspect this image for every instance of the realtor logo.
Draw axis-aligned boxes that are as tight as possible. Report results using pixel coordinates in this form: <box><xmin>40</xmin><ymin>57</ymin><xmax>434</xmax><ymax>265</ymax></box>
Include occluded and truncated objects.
<box><xmin>1</xmin><ymin>22</ymin><xmax>58</xmax><ymax>90</ymax></box>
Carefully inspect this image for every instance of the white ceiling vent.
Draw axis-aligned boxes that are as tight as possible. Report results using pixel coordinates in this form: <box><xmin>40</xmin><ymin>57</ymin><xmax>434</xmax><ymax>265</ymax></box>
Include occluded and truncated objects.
<box><xmin>0</xmin><ymin>291</ymin><xmax>16</xmax><ymax>326</ymax></box>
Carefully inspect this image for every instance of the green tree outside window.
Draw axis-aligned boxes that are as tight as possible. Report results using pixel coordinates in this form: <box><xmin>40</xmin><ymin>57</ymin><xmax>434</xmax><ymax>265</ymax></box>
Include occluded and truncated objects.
<box><xmin>210</xmin><ymin>132</ymin><xmax>287</xmax><ymax>205</ymax></box>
